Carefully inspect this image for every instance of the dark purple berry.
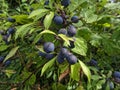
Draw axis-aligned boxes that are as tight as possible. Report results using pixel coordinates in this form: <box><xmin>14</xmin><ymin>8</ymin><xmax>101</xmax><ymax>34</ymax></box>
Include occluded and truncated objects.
<box><xmin>66</xmin><ymin>54</ymin><xmax>77</xmax><ymax>65</ymax></box>
<box><xmin>61</xmin><ymin>0</ymin><xmax>70</xmax><ymax>7</ymax></box>
<box><xmin>58</xmin><ymin>28</ymin><xmax>67</xmax><ymax>35</ymax></box>
<box><xmin>43</xmin><ymin>42</ymin><xmax>55</xmax><ymax>53</ymax></box>
<box><xmin>45</xmin><ymin>53</ymin><xmax>54</xmax><ymax>60</ymax></box>
<box><xmin>67</xmin><ymin>25</ymin><xmax>77</xmax><ymax>37</ymax></box>
<box><xmin>4</xmin><ymin>60</ymin><xmax>11</xmax><ymax>66</ymax></box>
<box><xmin>89</xmin><ymin>59</ymin><xmax>98</xmax><ymax>66</ymax></box>
<box><xmin>71</xmin><ymin>16</ymin><xmax>79</xmax><ymax>23</ymax></box>
<box><xmin>44</xmin><ymin>0</ymin><xmax>49</xmax><ymax>5</ymax></box>
<box><xmin>8</xmin><ymin>27</ymin><xmax>15</xmax><ymax>34</ymax></box>
<box><xmin>60</xmin><ymin>47</ymin><xmax>68</xmax><ymax>57</ymax></box>
<box><xmin>0</xmin><ymin>56</ymin><xmax>4</xmax><ymax>62</ymax></box>
<box><xmin>113</xmin><ymin>71</ymin><xmax>120</xmax><ymax>78</ymax></box>
<box><xmin>7</xmin><ymin>17</ymin><xmax>16</xmax><ymax>22</ymax></box>
<box><xmin>57</xmin><ymin>53</ymin><xmax>65</xmax><ymax>64</ymax></box>
<box><xmin>54</xmin><ymin>16</ymin><xmax>63</xmax><ymax>25</ymax></box>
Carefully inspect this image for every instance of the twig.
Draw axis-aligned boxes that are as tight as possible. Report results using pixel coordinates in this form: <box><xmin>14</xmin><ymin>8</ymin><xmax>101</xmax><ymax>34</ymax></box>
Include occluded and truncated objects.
<box><xmin>22</xmin><ymin>61</ymin><xmax>47</xmax><ymax>85</ymax></box>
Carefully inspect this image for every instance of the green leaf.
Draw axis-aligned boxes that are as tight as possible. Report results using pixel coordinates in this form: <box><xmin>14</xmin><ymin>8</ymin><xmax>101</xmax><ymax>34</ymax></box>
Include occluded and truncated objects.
<box><xmin>5</xmin><ymin>70</ymin><xmax>16</xmax><ymax>78</ymax></box>
<box><xmin>70</xmin><ymin>63</ymin><xmax>80</xmax><ymax>81</ymax></box>
<box><xmin>12</xmin><ymin>15</ymin><xmax>32</xmax><ymax>24</ymax></box>
<box><xmin>44</xmin><ymin>12</ymin><xmax>54</xmax><ymax>29</ymax></box>
<box><xmin>0</xmin><ymin>45</ymin><xmax>9</xmax><ymax>52</ymax></box>
<box><xmin>72</xmin><ymin>38</ymin><xmax>87</xmax><ymax>56</ymax></box>
<box><xmin>104</xmin><ymin>2</ymin><xmax>120</xmax><ymax>9</ymax></box>
<box><xmin>4</xmin><ymin>46</ymin><xmax>19</xmax><ymax>62</ymax></box>
<box><xmin>15</xmin><ymin>23</ymin><xmax>33</xmax><ymax>39</ymax></box>
<box><xmin>58</xmin><ymin>34</ymin><xmax>73</xmax><ymax>46</ymax></box>
<box><xmin>68</xmin><ymin>0</ymin><xmax>87</xmax><ymax>12</ymax></box>
<box><xmin>41</xmin><ymin>30</ymin><xmax>56</xmax><ymax>35</ymax></box>
<box><xmin>79</xmin><ymin>60</ymin><xmax>91</xmax><ymax>82</ymax></box>
<box><xmin>41</xmin><ymin>57</ymin><xmax>56</xmax><ymax>76</ymax></box>
<box><xmin>28</xmin><ymin>9</ymin><xmax>49</xmax><ymax>18</ymax></box>
<box><xmin>90</xmin><ymin>34</ymin><xmax>102</xmax><ymax>47</ymax></box>
<box><xmin>34</xmin><ymin>30</ymin><xmax>56</xmax><ymax>44</ymax></box>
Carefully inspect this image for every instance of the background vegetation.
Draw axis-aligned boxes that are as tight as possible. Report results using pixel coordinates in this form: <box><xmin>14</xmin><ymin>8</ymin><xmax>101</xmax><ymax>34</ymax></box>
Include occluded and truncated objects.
<box><xmin>0</xmin><ymin>0</ymin><xmax>120</xmax><ymax>90</ymax></box>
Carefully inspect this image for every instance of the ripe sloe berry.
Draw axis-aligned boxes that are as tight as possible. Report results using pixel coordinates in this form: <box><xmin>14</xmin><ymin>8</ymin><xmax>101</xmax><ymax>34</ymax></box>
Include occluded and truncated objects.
<box><xmin>113</xmin><ymin>71</ymin><xmax>120</xmax><ymax>78</ymax></box>
<box><xmin>45</xmin><ymin>53</ymin><xmax>54</xmax><ymax>60</ymax></box>
<box><xmin>57</xmin><ymin>52</ymin><xmax>65</xmax><ymax>64</ymax></box>
<box><xmin>0</xmin><ymin>56</ymin><xmax>4</xmax><ymax>62</ymax></box>
<box><xmin>8</xmin><ymin>27</ymin><xmax>15</xmax><ymax>34</ymax></box>
<box><xmin>89</xmin><ymin>59</ymin><xmax>98</xmax><ymax>66</ymax></box>
<box><xmin>61</xmin><ymin>0</ymin><xmax>70</xmax><ymax>7</ymax></box>
<box><xmin>4</xmin><ymin>60</ymin><xmax>11</xmax><ymax>66</ymax></box>
<box><xmin>43</xmin><ymin>42</ymin><xmax>55</xmax><ymax>53</ymax></box>
<box><xmin>58</xmin><ymin>28</ymin><xmax>67</xmax><ymax>35</ymax></box>
<box><xmin>66</xmin><ymin>54</ymin><xmax>77</xmax><ymax>65</ymax></box>
<box><xmin>7</xmin><ymin>17</ymin><xmax>16</xmax><ymax>23</ymax></box>
<box><xmin>54</xmin><ymin>15</ymin><xmax>63</xmax><ymax>25</ymax></box>
<box><xmin>44</xmin><ymin>0</ymin><xmax>49</xmax><ymax>5</ymax></box>
<box><xmin>71</xmin><ymin>16</ymin><xmax>79</xmax><ymax>23</ymax></box>
<box><xmin>67</xmin><ymin>25</ymin><xmax>76</xmax><ymax>37</ymax></box>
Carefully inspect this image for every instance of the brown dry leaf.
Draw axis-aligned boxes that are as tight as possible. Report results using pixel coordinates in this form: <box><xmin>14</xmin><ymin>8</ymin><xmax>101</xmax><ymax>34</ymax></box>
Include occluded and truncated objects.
<box><xmin>59</xmin><ymin>68</ymin><xmax>70</xmax><ymax>82</ymax></box>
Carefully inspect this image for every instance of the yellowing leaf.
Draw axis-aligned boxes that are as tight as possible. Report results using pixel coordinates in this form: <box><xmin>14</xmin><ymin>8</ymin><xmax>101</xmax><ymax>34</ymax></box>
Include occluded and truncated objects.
<box><xmin>70</xmin><ymin>63</ymin><xmax>80</xmax><ymax>81</ymax></box>
<box><xmin>79</xmin><ymin>60</ymin><xmax>91</xmax><ymax>82</ymax></box>
<box><xmin>58</xmin><ymin>34</ymin><xmax>73</xmax><ymax>46</ymax></box>
<box><xmin>72</xmin><ymin>38</ymin><xmax>87</xmax><ymax>56</ymax></box>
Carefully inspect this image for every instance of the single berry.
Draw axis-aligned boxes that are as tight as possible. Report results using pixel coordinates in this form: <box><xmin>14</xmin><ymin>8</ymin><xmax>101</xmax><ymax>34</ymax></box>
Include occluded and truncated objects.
<box><xmin>45</xmin><ymin>53</ymin><xmax>54</xmax><ymax>60</ymax></box>
<box><xmin>61</xmin><ymin>0</ymin><xmax>70</xmax><ymax>7</ymax></box>
<box><xmin>57</xmin><ymin>53</ymin><xmax>65</xmax><ymax>64</ymax></box>
<box><xmin>0</xmin><ymin>56</ymin><xmax>4</xmax><ymax>62</ymax></box>
<box><xmin>43</xmin><ymin>42</ymin><xmax>55</xmax><ymax>53</ymax></box>
<box><xmin>58</xmin><ymin>28</ymin><xmax>67</xmax><ymax>35</ymax></box>
<box><xmin>4</xmin><ymin>60</ymin><xmax>11</xmax><ymax>66</ymax></box>
<box><xmin>60</xmin><ymin>47</ymin><xmax>68</xmax><ymax>57</ymax></box>
<box><xmin>113</xmin><ymin>71</ymin><xmax>120</xmax><ymax>78</ymax></box>
<box><xmin>89</xmin><ymin>59</ymin><xmax>98</xmax><ymax>66</ymax></box>
<box><xmin>66</xmin><ymin>54</ymin><xmax>77</xmax><ymax>65</ymax></box>
<box><xmin>7</xmin><ymin>27</ymin><xmax>15</xmax><ymax>34</ymax></box>
<box><xmin>67</xmin><ymin>25</ymin><xmax>77</xmax><ymax>37</ymax></box>
<box><xmin>71</xmin><ymin>16</ymin><xmax>79</xmax><ymax>23</ymax></box>
<box><xmin>7</xmin><ymin>17</ymin><xmax>16</xmax><ymax>22</ymax></box>
<box><xmin>44</xmin><ymin>0</ymin><xmax>49</xmax><ymax>5</ymax></box>
<box><xmin>30</xmin><ymin>8</ymin><xmax>34</xmax><ymax>11</ymax></box>
<box><xmin>54</xmin><ymin>15</ymin><xmax>63</xmax><ymax>25</ymax></box>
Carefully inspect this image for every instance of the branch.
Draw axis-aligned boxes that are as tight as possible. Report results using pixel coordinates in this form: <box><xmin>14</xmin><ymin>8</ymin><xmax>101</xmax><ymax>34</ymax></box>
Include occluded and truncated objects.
<box><xmin>22</xmin><ymin>61</ymin><xmax>47</xmax><ymax>85</ymax></box>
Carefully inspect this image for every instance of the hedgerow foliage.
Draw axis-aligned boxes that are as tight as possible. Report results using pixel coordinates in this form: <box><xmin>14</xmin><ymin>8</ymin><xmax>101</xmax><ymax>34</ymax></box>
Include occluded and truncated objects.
<box><xmin>0</xmin><ymin>0</ymin><xmax>120</xmax><ymax>90</ymax></box>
